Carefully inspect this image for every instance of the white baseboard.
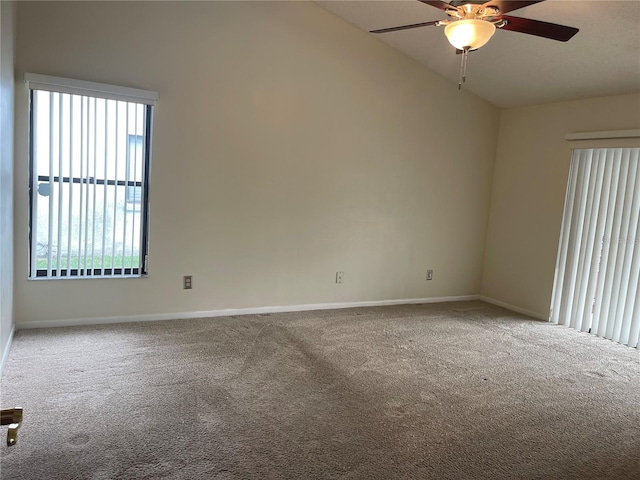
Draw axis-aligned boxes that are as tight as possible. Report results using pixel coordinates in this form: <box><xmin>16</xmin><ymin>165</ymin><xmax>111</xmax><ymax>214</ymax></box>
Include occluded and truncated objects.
<box><xmin>0</xmin><ymin>325</ymin><xmax>15</xmax><ymax>376</ymax></box>
<box><xmin>480</xmin><ymin>296</ymin><xmax>548</xmax><ymax>321</ymax></box>
<box><xmin>17</xmin><ymin>295</ymin><xmax>481</xmax><ymax>330</ymax></box>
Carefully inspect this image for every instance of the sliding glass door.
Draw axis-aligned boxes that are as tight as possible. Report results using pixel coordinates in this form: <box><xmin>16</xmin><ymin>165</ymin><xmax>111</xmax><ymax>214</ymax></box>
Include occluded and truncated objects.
<box><xmin>550</xmin><ymin>148</ymin><xmax>640</xmax><ymax>348</ymax></box>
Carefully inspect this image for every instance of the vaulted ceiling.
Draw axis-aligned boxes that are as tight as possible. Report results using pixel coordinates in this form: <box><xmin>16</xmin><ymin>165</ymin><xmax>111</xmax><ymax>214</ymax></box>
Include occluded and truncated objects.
<box><xmin>317</xmin><ymin>0</ymin><xmax>640</xmax><ymax>108</ymax></box>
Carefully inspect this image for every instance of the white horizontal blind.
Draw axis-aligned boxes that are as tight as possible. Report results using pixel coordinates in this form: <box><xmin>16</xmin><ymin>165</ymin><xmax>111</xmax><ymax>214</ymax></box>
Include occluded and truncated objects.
<box><xmin>550</xmin><ymin>148</ymin><xmax>640</xmax><ymax>348</ymax></box>
<box><xmin>28</xmin><ymin>75</ymin><xmax>156</xmax><ymax>278</ymax></box>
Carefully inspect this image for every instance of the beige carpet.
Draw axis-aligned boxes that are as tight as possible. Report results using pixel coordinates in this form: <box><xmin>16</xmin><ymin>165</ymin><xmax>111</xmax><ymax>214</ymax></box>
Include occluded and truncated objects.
<box><xmin>1</xmin><ymin>301</ymin><xmax>639</xmax><ymax>479</ymax></box>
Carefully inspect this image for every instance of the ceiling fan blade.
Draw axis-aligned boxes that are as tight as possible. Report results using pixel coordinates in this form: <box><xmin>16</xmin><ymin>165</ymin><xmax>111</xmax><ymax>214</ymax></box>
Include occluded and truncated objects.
<box><xmin>499</xmin><ymin>15</ymin><xmax>579</xmax><ymax>42</ymax></box>
<box><xmin>481</xmin><ymin>1</ymin><xmax>546</xmax><ymax>15</ymax></box>
<box><xmin>418</xmin><ymin>1</ymin><xmax>453</xmax><ymax>11</ymax></box>
<box><xmin>370</xmin><ymin>20</ymin><xmax>440</xmax><ymax>34</ymax></box>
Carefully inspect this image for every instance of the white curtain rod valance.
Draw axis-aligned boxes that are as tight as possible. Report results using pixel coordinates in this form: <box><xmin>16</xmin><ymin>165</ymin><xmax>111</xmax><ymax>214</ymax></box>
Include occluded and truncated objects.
<box><xmin>24</xmin><ymin>73</ymin><xmax>158</xmax><ymax>106</ymax></box>
<box><xmin>565</xmin><ymin>129</ymin><xmax>640</xmax><ymax>141</ymax></box>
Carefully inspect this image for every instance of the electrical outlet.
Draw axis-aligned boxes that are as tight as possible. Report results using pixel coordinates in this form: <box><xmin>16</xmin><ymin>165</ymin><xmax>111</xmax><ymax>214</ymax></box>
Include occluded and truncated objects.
<box><xmin>183</xmin><ymin>275</ymin><xmax>192</xmax><ymax>289</ymax></box>
<box><xmin>336</xmin><ymin>271</ymin><xmax>344</xmax><ymax>284</ymax></box>
<box><xmin>426</xmin><ymin>270</ymin><xmax>433</xmax><ymax>281</ymax></box>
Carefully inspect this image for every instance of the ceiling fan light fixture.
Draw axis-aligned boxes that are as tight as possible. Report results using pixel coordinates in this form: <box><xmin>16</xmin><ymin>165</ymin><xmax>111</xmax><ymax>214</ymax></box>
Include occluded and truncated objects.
<box><xmin>444</xmin><ymin>19</ymin><xmax>496</xmax><ymax>50</ymax></box>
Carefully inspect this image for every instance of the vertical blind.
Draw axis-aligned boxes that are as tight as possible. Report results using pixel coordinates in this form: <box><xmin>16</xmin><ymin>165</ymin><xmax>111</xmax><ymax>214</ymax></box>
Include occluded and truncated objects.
<box><xmin>26</xmin><ymin>74</ymin><xmax>158</xmax><ymax>278</ymax></box>
<box><xmin>550</xmin><ymin>148</ymin><xmax>640</xmax><ymax>348</ymax></box>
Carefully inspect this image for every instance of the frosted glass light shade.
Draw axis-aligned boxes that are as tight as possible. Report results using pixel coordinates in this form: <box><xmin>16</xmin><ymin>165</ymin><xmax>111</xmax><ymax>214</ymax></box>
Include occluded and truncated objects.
<box><xmin>444</xmin><ymin>19</ymin><xmax>496</xmax><ymax>50</ymax></box>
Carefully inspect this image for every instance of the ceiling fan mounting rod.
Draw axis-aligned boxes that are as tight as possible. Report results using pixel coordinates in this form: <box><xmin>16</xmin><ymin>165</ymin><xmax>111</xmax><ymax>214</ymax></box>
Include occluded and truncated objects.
<box><xmin>449</xmin><ymin>0</ymin><xmax>485</xmax><ymax>6</ymax></box>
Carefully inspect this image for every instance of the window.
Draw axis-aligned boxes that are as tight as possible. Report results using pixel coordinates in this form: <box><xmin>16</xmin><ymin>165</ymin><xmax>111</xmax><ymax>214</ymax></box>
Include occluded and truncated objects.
<box><xmin>26</xmin><ymin>74</ymin><xmax>158</xmax><ymax>279</ymax></box>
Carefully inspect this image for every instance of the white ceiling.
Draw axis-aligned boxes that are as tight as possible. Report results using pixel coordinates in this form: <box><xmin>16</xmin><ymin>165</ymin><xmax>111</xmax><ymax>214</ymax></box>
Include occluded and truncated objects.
<box><xmin>316</xmin><ymin>0</ymin><xmax>640</xmax><ymax>108</ymax></box>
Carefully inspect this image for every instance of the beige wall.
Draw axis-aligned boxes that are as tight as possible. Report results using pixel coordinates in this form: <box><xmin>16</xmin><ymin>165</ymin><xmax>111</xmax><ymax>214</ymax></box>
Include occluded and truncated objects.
<box><xmin>482</xmin><ymin>93</ymin><xmax>640</xmax><ymax>319</ymax></box>
<box><xmin>14</xmin><ymin>2</ymin><xmax>499</xmax><ymax>325</ymax></box>
<box><xmin>1</xmin><ymin>1</ymin><xmax>16</xmax><ymax>365</ymax></box>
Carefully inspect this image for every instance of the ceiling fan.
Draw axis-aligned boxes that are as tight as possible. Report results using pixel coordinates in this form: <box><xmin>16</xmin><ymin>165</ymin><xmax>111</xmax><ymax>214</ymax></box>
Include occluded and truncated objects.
<box><xmin>370</xmin><ymin>0</ymin><xmax>579</xmax><ymax>88</ymax></box>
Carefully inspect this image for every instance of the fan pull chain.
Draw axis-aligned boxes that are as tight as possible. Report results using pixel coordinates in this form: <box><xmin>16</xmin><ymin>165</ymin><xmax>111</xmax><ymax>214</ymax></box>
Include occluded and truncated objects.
<box><xmin>458</xmin><ymin>47</ymin><xmax>470</xmax><ymax>90</ymax></box>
